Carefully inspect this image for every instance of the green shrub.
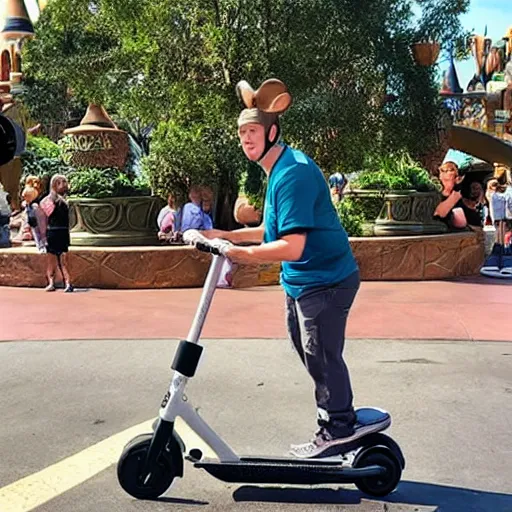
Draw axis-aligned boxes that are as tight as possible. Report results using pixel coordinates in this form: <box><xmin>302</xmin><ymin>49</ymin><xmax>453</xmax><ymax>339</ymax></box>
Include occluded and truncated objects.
<box><xmin>336</xmin><ymin>199</ymin><xmax>364</xmax><ymax>237</ymax></box>
<box><xmin>353</xmin><ymin>152</ymin><xmax>437</xmax><ymax>192</ymax></box>
<box><xmin>20</xmin><ymin>136</ymin><xmax>74</xmax><ymax>194</ymax></box>
<box><xmin>26</xmin><ymin>135</ymin><xmax>61</xmax><ymax>159</ymax></box>
<box><xmin>239</xmin><ymin>162</ymin><xmax>267</xmax><ymax>212</ymax></box>
<box><xmin>67</xmin><ymin>167</ymin><xmax>151</xmax><ymax>199</ymax></box>
<box><xmin>142</xmin><ymin>121</ymin><xmax>217</xmax><ymax>205</ymax></box>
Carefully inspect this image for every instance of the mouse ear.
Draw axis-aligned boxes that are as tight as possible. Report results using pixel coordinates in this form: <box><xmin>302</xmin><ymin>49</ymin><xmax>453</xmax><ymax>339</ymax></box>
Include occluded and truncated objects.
<box><xmin>254</xmin><ymin>79</ymin><xmax>292</xmax><ymax>113</ymax></box>
<box><xmin>236</xmin><ymin>81</ymin><xmax>256</xmax><ymax>108</ymax></box>
<box><xmin>265</xmin><ymin>92</ymin><xmax>292</xmax><ymax>114</ymax></box>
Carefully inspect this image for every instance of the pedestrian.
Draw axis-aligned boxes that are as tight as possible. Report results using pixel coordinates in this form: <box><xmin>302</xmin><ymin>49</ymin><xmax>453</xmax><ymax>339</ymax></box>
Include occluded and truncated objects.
<box><xmin>40</xmin><ymin>175</ymin><xmax>73</xmax><ymax>292</ymax></box>
<box><xmin>202</xmin><ymin>78</ymin><xmax>388</xmax><ymax>458</ymax></box>
<box><xmin>179</xmin><ymin>185</ymin><xmax>213</xmax><ymax>232</ymax></box>
<box><xmin>434</xmin><ymin>161</ymin><xmax>468</xmax><ymax>229</ymax></box>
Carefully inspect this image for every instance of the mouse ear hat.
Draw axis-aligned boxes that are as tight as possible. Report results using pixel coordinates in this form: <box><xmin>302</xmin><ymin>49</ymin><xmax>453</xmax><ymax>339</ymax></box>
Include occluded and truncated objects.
<box><xmin>236</xmin><ymin>79</ymin><xmax>292</xmax><ymax>162</ymax></box>
<box><xmin>237</xmin><ymin>79</ymin><xmax>292</xmax><ymax>114</ymax></box>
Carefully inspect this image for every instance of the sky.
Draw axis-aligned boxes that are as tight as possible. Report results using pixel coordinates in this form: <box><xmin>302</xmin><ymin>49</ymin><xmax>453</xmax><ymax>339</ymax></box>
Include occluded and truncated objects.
<box><xmin>439</xmin><ymin>0</ymin><xmax>511</xmax><ymax>91</ymax></box>
<box><xmin>25</xmin><ymin>0</ymin><xmax>41</xmax><ymax>22</ymax></box>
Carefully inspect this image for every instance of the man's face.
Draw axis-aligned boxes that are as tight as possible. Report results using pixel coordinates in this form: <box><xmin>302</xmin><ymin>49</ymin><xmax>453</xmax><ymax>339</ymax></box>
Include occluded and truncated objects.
<box><xmin>470</xmin><ymin>181</ymin><xmax>483</xmax><ymax>200</ymax></box>
<box><xmin>439</xmin><ymin>163</ymin><xmax>460</xmax><ymax>190</ymax></box>
<box><xmin>55</xmin><ymin>178</ymin><xmax>69</xmax><ymax>195</ymax></box>
<box><xmin>238</xmin><ymin>123</ymin><xmax>266</xmax><ymax>162</ymax></box>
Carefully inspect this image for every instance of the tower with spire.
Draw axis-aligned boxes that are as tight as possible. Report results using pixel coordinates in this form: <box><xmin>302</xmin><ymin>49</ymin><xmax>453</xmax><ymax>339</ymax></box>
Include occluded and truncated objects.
<box><xmin>0</xmin><ymin>0</ymin><xmax>45</xmax><ymax>91</ymax></box>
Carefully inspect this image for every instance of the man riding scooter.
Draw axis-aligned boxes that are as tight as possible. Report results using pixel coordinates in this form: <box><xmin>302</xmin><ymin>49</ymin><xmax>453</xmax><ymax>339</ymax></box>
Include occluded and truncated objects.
<box><xmin>202</xmin><ymin>78</ymin><xmax>389</xmax><ymax>458</ymax></box>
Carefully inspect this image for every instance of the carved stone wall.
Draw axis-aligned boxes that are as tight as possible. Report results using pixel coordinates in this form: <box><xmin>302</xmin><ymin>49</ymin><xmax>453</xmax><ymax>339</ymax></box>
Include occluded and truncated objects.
<box><xmin>0</xmin><ymin>231</ymin><xmax>485</xmax><ymax>289</ymax></box>
<box><xmin>351</xmin><ymin>230</ymin><xmax>485</xmax><ymax>280</ymax></box>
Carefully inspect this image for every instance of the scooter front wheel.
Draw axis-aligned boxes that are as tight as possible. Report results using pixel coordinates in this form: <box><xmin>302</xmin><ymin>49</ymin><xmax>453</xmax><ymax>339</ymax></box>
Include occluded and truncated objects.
<box><xmin>117</xmin><ymin>434</ymin><xmax>177</xmax><ymax>500</ymax></box>
<box><xmin>353</xmin><ymin>447</ymin><xmax>402</xmax><ymax>497</ymax></box>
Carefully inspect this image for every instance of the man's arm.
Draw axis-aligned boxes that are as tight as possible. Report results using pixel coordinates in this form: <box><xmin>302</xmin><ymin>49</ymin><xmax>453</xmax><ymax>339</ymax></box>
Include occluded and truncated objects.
<box><xmin>203</xmin><ymin>225</ymin><xmax>264</xmax><ymax>244</ymax></box>
<box><xmin>434</xmin><ymin>191</ymin><xmax>462</xmax><ymax>218</ymax></box>
<box><xmin>227</xmin><ymin>233</ymin><xmax>306</xmax><ymax>263</ymax></box>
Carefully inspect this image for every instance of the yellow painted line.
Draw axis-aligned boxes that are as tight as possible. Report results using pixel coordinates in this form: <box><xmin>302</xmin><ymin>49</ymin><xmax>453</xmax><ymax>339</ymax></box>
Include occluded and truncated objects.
<box><xmin>0</xmin><ymin>417</ymin><xmax>215</xmax><ymax>512</ymax></box>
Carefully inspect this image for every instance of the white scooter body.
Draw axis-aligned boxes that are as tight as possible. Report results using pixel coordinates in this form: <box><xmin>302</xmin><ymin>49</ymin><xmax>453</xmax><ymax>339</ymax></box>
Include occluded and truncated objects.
<box><xmin>117</xmin><ymin>231</ymin><xmax>405</xmax><ymax>498</ymax></box>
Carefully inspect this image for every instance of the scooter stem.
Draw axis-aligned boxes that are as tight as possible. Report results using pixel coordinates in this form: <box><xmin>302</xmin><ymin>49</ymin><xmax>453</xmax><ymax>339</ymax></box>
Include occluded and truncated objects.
<box><xmin>187</xmin><ymin>254</ymin><xmax>226</xmax><ymax>344</ymax></box>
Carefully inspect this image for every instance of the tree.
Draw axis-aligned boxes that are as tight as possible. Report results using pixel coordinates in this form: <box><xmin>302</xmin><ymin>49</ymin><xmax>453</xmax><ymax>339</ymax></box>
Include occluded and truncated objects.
<box><xmin>21</xmin><ymin>0</ymin><xmax>470</xmax><ymax>227</ymax></box>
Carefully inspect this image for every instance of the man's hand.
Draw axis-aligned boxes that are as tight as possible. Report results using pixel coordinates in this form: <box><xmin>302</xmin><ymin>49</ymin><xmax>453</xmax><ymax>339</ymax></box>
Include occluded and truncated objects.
<box><xmin>451</xmin><ymin>190</ymin><xmax>462</xmax><ymax>201</ymax></box>
<box><xmin>200</xmin><ymin>229</ymin><xmax>229</xmax><ymax>241</ymax></box>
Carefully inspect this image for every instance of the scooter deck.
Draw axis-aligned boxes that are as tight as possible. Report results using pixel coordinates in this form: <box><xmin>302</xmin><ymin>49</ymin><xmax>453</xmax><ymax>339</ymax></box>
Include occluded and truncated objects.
<box><xmin>194</xmin><ymin>457</ymin><xmax>385</xmax><ymax>485</ymax></box>
<box><xmin>193</xmin><ymin>432</ymin><xmax>405</xmax><ymax>485</ymax></box>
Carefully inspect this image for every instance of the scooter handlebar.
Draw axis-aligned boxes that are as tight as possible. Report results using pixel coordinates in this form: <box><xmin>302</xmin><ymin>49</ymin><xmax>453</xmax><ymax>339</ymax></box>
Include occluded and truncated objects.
<box><xmin>182</xmin><ymin>229</ymin><xmax>232</xmax><ymax>257</ymax></box>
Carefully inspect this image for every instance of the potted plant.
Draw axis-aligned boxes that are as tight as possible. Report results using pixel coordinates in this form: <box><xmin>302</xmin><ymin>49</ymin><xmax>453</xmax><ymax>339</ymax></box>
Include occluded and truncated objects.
<box><xmin>20</xmin><ymin>111</ymin><xmax>161</xmax><ymax>247</ymax></box>
<box><xmin>56</xmin><ymin>105</ymin><xmax>163</xmax><ymax>246</ymax></box>
<box><xmin>411</xmin><ymin>40</ymin><xmax>441</xmax><ymax>67</ymax></box>
<box><xmin>65</xmin><ymin>166</ymin><xmax>160</xmax><ymax>246</ymax></box>
<box><xmin>343</xmin><ymin>152</ymin><xmax>447</xmax><ymax>236</ymax></box>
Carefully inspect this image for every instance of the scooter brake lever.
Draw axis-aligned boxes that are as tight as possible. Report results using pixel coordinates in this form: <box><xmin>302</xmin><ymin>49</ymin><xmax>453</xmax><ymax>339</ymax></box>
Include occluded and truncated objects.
<box><xmin>196</xmin><ymin>241</ymin><xmax>220</xmax><ymax>255</ymax></box>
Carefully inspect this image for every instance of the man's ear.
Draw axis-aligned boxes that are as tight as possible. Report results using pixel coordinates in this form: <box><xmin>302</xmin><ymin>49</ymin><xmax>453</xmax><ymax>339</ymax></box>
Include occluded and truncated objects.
<box><xmin>268</xmin><ymin>124</ymin><xmax>278</xmax><ymax>143</ymax></box>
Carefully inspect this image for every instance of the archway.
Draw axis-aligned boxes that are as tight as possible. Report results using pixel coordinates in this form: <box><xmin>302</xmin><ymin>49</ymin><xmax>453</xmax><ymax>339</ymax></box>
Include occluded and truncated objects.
<box><xmin>448</xmin><ymin>125</ymin><xmax>512</xmax><ymax>167</ymax></box>
<box><xmin>1</xmin><ymin>50</ymin><xmax>11</xmax><ymax>82</ymax></box>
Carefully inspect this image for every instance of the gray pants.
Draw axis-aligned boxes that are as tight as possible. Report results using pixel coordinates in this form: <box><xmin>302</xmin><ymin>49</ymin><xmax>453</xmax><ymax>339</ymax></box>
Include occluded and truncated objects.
<box><xmin>286</xmin><ymin>271</ymin><xmax>360</xmax><ymax>437</ymax></box>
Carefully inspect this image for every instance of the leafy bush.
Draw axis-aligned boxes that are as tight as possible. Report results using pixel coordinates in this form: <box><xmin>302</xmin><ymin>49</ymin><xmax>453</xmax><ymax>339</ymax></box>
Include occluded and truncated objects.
<box><xmin>341</xmin><ymin>194</ymin><xmax>385</xmax><ymax>223</ymax></box>
<box><xmin>239</xmin><ymin>162</ymin><xmax>267</xmax><ymax>212</ymax></box>
<box><xmin>67</xmin><ymin>167</ymin><xmax>151</xmax><ymax>199</ymax></box>
<box><xmin>336</xmin><ymin>199</ymin><xmax>364</xmax><ymax>237</ymax></box>
<box><xmin>20</xmin><ymin>136</ymin><xmax>74</xmax><ymax>194</ymax></box>
<box><xmin>26</xmin><ymin>135</ymin><xmax>61</xmax><ymax>159</ymax></box>
<box><xmin>142</xmin><ymin>121</ymin><xmax>217</xmax><ymax>206</ymax></box>
<box><xmin>20</xmin><ymin>135</ymin><xmax>151</xmax><ymax>199</ymax></box>
<box><xmin>352</xmin><ymin>153</ymin><xmax>437</xmax><ymax>192</ymax></box>
<box><xmin>21</xmin><ymin>152</ymin><xmax>73</xmax><ymax>181</ymax></box>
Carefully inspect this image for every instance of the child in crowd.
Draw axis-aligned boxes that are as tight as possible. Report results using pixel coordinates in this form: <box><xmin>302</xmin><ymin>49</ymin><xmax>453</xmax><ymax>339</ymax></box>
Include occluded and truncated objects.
<box><xmin>158</xmin><ymin>185</ymin><xmax>214</xmax><ymax>242</ymax></box>
<box><xmin>21</xmin><ymin>183</ymin><xmax>47</xmax><ymax>252</ymax></box>
<box><xmin>157</xmin><ymin>194</ymin><xmax>177</xmax><ymax>242</ymax></box>
<box><xmin>0</xmin><ymin>185</ymin><xmax>10</xmax><ymax>248</ymax></box>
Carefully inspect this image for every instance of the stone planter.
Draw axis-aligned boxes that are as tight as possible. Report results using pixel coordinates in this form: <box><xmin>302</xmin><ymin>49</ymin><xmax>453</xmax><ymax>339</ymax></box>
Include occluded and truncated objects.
<box><xmin>69</xmin><ymin>196</ymin><xmax>164</xmax><ymax>246</ymax></box>
<box><xmin>374</xmin><ymin>190</ymin><xmax>447</xmax><ymax>236</ymax></box>
<box><xmin>345</xmin><ymin>189</ymin><xmax>446</xmax><ymax>236</ymax></box>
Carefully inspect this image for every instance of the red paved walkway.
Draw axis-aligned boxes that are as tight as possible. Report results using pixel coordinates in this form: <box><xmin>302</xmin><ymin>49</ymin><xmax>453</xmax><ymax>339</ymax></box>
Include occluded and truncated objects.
<box><xmin>1</xmin><ymin>277</ymin><xmax>511</xmax><ymax>342</ymax></box>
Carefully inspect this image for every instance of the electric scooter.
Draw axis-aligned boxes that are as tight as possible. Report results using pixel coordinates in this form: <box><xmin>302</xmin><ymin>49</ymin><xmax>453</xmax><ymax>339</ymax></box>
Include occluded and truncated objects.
<box><xmin>117</xmin><ymin>230</ymin><xmax>405</xmax><ymax>499</ymax></box>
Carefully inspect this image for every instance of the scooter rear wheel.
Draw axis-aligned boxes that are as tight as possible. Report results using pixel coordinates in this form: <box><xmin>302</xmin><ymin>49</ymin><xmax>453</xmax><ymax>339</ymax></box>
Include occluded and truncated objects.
<box><xmin>117</xmin><ymin>434</ymin><xmax>177</xmax><ymax>500</ymax></box>
<box><xmin>353</xmin><ymin>448</ymin><xmax>402</xmax><ymax>497</ymax></box>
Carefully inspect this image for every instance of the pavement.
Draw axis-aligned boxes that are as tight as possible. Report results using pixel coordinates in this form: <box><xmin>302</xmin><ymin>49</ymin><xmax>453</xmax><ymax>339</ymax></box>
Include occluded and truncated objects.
<box><xmin>1</xmin><ymin>279</ymin><xmax>512</xmax><ymax>511</ymax></box>
<box><xmin>1</xmin><ymin>277</ymin><xmax>512</xmax><ymax>343</ymax></box>
<box><xmin>0</xmin><ymin>338</ymin><xmax>511</xmax><ymax>512</ymax></box>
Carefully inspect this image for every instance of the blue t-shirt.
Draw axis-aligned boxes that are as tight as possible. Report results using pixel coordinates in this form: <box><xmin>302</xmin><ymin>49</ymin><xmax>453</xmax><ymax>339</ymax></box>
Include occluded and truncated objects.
<box><xmin>263</xmin><ymin>145</ymin><xmax>358</xmax><ymax>299</ymax></box>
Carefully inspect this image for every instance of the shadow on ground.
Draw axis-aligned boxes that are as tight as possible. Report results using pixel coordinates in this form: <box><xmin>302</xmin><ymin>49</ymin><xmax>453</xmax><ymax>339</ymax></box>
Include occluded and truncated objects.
<box><xmin>233</xmin><ymin>480</ymin><xmax>512</xmax><ymax>511</ymax></box>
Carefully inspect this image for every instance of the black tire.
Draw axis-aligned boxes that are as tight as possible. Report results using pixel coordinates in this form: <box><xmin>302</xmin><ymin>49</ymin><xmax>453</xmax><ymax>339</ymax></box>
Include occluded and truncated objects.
<box><xmin>117</xmin><ymin>434</ymin><xmax>178</xmax><ymax>500</ymax></box>
<box><xmin>353</xmin><ymin>448</ymin><xmax>402</xmax><ymax>497</ymax></box>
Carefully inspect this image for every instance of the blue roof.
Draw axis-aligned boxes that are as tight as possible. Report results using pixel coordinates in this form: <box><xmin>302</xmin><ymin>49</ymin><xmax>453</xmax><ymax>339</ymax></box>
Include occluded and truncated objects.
<box><xmin>2</xmin><ymin>16</ymin><xmax>34</xmax><ymax>36</ymax></box>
